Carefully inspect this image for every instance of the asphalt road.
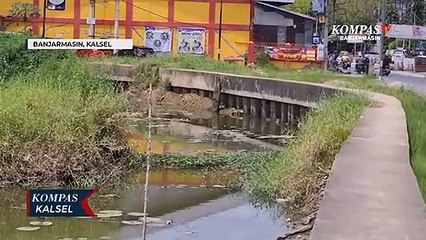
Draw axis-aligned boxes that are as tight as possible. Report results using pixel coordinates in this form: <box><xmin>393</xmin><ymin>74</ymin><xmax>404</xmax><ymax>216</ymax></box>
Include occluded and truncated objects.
<box><xmin>383</xmin><ymin>72</ymin><xmax>426</xmax><ymax>95</ymax></box>
<box><xmin>338</xmin><ymin>65</ymin><xmax>426</xmax><ymax>95</ymax></box>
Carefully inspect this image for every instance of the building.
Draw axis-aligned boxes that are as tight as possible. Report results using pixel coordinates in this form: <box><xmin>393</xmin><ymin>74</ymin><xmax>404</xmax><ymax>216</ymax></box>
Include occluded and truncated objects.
<box><xmin>0</xmin><ymin>0</ymin><xmax>315</xmax><ymax>58</ymax></box>
<box><xmin>254</xmin><ymin>1</ymin><xmax>316</xmax><ymax>46</ymax></box>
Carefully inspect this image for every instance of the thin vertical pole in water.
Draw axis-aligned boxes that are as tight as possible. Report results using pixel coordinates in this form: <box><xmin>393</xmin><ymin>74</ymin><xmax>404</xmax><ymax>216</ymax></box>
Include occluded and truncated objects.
<box><xmin>142</xmin><ymin>82</ymin><xmax>153</xmax><ymax>240</ymax></box>
<box><xmin>113</xmin><ymin>0</ymin><xmax>120</xmax><ymax>55</ymax></box>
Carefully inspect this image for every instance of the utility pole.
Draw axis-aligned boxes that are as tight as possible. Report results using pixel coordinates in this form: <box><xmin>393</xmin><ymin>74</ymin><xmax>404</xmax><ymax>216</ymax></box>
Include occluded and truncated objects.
<box><xmin>89</xmin><ymin>0</ymin><xmax>96</xmax><ymax>39</ymax></box>
<box><xmin>41</xmin><ymin>0</ymin><xmax>47</xmax><ymax>38</ymax></box>
<box><xmin>113</xmin><ymin>0</ymin><xmax>120</xmax><ymax>54</ymax></box>
<box><xmin>378</xmin><ymin>0</ymin><xmax>386</xmax><ymax>80</ymax></box>
<box><xmin>217</xmin><ymin>0</ymin><xmax>223</xmax><ymax>60</ymax></box>
<box><xmin>323</xmin><ymin>0</ymin><xmax>329</xmax><ymax>71</ymax></box>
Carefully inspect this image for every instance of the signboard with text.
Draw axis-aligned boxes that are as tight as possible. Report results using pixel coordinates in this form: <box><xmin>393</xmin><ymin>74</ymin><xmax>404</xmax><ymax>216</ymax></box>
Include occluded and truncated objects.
<box><xmin>47</xmin><ymin>0</ymin><xmax>66</xmax><ymax>11</ymax></box>
<box><xmin>27</xmin><ymin>189</ymin><xmax>97</xmax><ymax>217</ymax></box>
<box><xmin>385</xmin><ymin>24</ymin><xmax>426</xmax><ymax>40</ymax></box>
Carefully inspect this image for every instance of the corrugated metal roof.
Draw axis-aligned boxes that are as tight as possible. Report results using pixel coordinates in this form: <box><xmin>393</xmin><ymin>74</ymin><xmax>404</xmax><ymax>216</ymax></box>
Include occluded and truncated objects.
<box><xmin>256</xmin><ymin>1</ymin><xmax>316</xmax><ymax>21</ymax></box>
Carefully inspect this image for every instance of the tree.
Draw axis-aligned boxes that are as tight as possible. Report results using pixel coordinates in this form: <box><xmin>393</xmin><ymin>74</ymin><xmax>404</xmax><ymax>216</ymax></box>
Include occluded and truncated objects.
<box><xmin>285</xmin><ymin>0</ymin><xmax>312</xmax><ymax>15</ymax></box>
<box><xmin>8</xmin><ymin>2</ymin><xmax>40</xmax><ymax>32</ymax></box>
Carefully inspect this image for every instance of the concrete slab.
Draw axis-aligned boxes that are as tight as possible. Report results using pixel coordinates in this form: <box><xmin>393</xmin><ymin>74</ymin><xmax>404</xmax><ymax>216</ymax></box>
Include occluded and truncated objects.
<box><xmin>310</xmin><ymin>93</ymin><xmax>426</xmax><ymax>240</ymax></box>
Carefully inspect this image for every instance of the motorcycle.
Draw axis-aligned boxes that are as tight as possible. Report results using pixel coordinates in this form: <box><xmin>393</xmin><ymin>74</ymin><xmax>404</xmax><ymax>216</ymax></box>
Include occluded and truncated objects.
<box><xmin>342</xmin><ymin>60</ymin><xmax>351</xmax><ymax>70</ymax></box>
<box><xmin>382</xmin><ymin>66</ymin><xmax>391</xmax><ymax>76</ymax></box>
<box><xmin>355</xmin><ymin>57</ymin><xmax>369</xmax><ymax>74</ymax></box>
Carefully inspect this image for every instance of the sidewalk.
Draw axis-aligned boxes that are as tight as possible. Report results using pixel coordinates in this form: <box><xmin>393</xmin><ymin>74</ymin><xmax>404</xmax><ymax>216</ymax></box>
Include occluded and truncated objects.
<box><xmin>392</xmin><ymin>70</ymin><xmax>426</xmax><ymax>78</ymax></box>
<box><xmin>310</xmin><ymin>93</ymin><xmax>426</xmax><ymax>240</ymax></box>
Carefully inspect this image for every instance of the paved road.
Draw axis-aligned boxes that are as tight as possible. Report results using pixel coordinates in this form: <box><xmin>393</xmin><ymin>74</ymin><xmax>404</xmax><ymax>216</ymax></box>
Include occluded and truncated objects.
<box><xmin>383</xmin><ymin>72</ymin><xmax>426</xmax><ymax>95</ymax></box>
<box><xmin>338</xmin><ymin>66</ymin><xmax>426</xmax><ymax>94</ymax></box>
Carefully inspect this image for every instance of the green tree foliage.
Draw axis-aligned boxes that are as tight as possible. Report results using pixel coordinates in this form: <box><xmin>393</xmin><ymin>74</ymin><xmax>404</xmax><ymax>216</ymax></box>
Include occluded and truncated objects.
<box><xmin>8</xmin><ymin>2</ymin><xmax>40</xmax><ymax>21</ymax></box>
<box><xmin>8</xmin><ymin>2</ymin><xmax>40</xmax><ymax>32</ymax></box>
<box><xmin>329</xmin><ymin>0</ymin><xmax>380</xmax><ymax>25</ymax></box>
<box><xmin>285</xmin><ymin>0</ymin><xmax>312</xmax><ymax>14</ymax></box>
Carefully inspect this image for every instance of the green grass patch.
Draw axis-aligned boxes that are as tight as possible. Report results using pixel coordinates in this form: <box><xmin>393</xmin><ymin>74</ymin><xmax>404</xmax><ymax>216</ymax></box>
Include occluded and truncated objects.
<box><xmin>0</xmin><ymin>33</ymin><xmax>128</xmax><ymax>187</ymax></box>
<box><xmin>90</xmin><ymin>54</ymin><xmax>376</xmax><ymax>83</ymax></box>
<box><xmin>130</xmin><ymin>151</ymin><xmax>281</xmax><ymax>169</ymax></box>
<box><xmin>240</xmin><ymin>93</ymin><xmax>369</xmax><ymax>216</ymax></box>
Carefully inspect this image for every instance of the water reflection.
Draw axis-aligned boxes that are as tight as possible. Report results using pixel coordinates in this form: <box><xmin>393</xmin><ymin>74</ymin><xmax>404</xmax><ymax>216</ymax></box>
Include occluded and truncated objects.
<box><xmin>0</xmin><ymin>170</ymin><xmax>286</xmax><ymax>240</ymax></box>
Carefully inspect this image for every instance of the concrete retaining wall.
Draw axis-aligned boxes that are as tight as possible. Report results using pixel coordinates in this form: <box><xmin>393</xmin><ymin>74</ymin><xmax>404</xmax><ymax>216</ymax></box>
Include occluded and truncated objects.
<box><xmin>162</xmin><ymin>68</ymin><xmax>343</xmax><ymax>109</ymax></box>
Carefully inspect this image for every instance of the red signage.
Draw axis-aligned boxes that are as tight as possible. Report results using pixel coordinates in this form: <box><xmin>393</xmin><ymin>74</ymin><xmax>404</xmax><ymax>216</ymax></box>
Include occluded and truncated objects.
<box><xmin>266</xmin><ymin>44</ymin><xmax>316</xmax><ymax>61</ymax></box>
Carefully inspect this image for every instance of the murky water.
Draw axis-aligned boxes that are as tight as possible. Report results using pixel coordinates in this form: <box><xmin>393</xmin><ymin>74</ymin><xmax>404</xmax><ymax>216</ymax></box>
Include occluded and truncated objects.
<box><xmin>125</xmin><ymin>112</ymin><xmax>293</xmax><ymax>154</ymax></box>
<box><xmin>0</xmin><ymin>111</ymin><xmax>290</xmax><ymax>239</ymax></box>
<box><xmin>0</xmin><ymin>170</ymin><xmax>286</xmax><ymax>240</ymax></box>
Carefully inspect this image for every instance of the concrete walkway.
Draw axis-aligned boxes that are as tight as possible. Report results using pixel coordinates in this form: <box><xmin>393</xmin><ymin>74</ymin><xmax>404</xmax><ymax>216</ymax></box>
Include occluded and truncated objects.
<box><xmin>310</xmin><ymin>93</ymin><xmax>426</xmax><ymax>240</ymax></box>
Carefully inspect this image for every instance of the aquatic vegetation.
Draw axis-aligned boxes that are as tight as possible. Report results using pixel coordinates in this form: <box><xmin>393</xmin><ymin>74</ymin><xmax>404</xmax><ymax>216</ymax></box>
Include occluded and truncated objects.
<box><xmin>127</xmin><ymin>212</ymin><xmax>147</xmax><ymax>217</ymax></box>
<box><xmin>121</xmin><ymin>220</ymin><xmax>143</xmax><ymax>225</ymax></box>
<box><xmin>29</xmin><ymin>221</ymin><xmax>53</xmax><ymax>226</ymax></box>
<box><xmin>130</xmin><ymin>151</ymin><xmax>281</xmax><ymax>169</ymax></box>
<box><xmin>16</xmin><ymin>226</ymin><xmax>40</xmax><ymax>231</ymax></box>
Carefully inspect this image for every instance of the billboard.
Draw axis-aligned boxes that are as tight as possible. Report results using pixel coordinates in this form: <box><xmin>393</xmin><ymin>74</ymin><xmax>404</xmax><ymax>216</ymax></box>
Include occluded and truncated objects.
<box><xmin>177</xmin><ymin>28</ymin><xmax>206</xmax><ymax>55</ymax></box>
<box><xmin>385</xmin><ymin>24</ymin><xmax>426</xmax><ymax>40</ymax></box>
<box><xmin>145</xmin><ymin>28</ymin><xmax>173</xmax><ymax>53</ymax></box>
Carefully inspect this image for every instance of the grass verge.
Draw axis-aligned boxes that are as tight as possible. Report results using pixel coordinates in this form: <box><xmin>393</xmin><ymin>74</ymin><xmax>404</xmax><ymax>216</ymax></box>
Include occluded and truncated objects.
<box><xmin>239</xmin><ymin>93</ymin><xmax>370</xmax><ymax>217</ymax></box>
<box><xmin>0</xmin><ymin>33</ymin><xmax>128</xmax><ymax>187</ymax></box>
<box><xmin>90</xmin><ymin>54</ymin><xmax>377</xmax><ymax>83</ymax></box>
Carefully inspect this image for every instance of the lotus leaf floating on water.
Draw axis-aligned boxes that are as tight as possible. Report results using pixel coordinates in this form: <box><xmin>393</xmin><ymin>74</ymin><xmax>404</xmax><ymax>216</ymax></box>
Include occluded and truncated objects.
<box><xmin>16</xmin><ymin>226</ymin><xmax>40</xmax><ymax>231</ymax></box>
<box><xmin>29</xmin><ymin>221</ymin><xmax>53</xmax><ymax>226</ymax></box>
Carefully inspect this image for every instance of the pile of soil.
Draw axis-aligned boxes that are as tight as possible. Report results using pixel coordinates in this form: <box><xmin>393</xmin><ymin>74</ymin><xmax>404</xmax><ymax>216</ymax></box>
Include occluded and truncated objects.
<box><xmin>127</xmin><ymin>85</ymin><xmax>214</xmax><ymax>119</ymax></box>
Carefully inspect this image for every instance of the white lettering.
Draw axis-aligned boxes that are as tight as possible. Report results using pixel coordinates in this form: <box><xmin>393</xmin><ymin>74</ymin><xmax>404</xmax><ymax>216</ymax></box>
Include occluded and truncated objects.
<box><xmin>32</xmin><ymin>194</ymin><xmax>40</xmax><ymax>202</ymax></box>
<box><xmin>340</xmin><ymin>25</ymin><xmax>349</xmax><ymax>35</ymax></box>
<box><xmin>39</xmin><ymin>194</ymin><xmax>48</xmax><ymax>202</ymax></box>
<box><xmin>71</xmin><ymin>194</ymin><xmax>78</xmax><ymax>202</ymax></box>
<box><xmin>349</xmin><ymin>25</ymin><xmax>360</xmax><ymax>34</ymax></box>
<box><xmin>359</xmin><ymin>25</ymin><xmax>368</xmax><ymax>34</ymax></box>
<box><xmin>35</xmin><ymin>205</ymin><xmax>42</xmax><ymax>212</ymax></box>
<box><xmin>374</xmin><ymin>25</ymin><xmax>381</xmax><ymax>34</ymax></box>
<box><xmin>331</xmin><ymin>25</ymin><xmax>341</xmax><ymax>35</ymax></box>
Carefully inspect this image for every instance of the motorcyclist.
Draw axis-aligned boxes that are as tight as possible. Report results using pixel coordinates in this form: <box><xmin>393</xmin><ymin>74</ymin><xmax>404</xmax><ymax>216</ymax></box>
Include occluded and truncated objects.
<box><xmin>342</xmin><ymin>52</ymin><xmax>350</xmax><ymax>63</ymax></box>
<box><xmin>341</xmin><ymin>52</ymin><xmax>351</xmax><ymax>69</ymax></box>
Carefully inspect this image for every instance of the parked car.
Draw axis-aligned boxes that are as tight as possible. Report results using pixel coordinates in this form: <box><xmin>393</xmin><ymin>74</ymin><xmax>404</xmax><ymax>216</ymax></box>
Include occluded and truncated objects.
<box><xmin>390</xmin><ymin>48</ymin><xmax>405</xmax><ymax>70</ymax></box>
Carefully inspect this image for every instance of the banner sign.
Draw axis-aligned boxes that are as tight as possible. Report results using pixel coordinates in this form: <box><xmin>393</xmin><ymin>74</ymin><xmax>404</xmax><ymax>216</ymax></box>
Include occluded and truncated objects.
<box><xmin>177</xmin><ymin>28</ymin><xmax>206</xmax><ymax>55</ymax></box>
<box><xmin>47</xmin><ymin>0</ymin><xmax>66</xmax><ymax>11</ymax></box>
<box><xmin>385</xmin><ymin>24</ymin><xmax>426</xmax><ymax>40</ymax></box>
<box><xmin>27</xmin><ymin>189</ymin><xmax>97</xmax><ymax>217</ymax></box>
<box><xmin>332</xmin><ymin>24</ymin><xmax>381</xmax><ymax>41</ymax></box>
<box><xmin>145</xmin><ymin>28</ymin><xmax>172</xmax><ymax>53</ymax></box>
<box><xmin>266</xmin><ymin>44</ymin><xmax>317</xmax><ymax>61</ymax></box>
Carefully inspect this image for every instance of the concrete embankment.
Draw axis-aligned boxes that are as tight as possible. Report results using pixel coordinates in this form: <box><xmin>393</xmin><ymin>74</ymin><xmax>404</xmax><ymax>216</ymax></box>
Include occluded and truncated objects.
<box><xmin>88</xmin><ymin>62</ymin><xmax>426</xmax><ymax>239</ymax></box>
